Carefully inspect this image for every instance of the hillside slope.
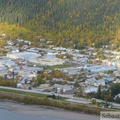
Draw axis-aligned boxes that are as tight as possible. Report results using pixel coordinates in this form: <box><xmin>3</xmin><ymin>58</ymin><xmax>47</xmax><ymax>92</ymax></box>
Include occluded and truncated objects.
<box><xmin>0</xmin><ymin>0</ymin><xmax>120</xmax><ymax>48</ymax></box>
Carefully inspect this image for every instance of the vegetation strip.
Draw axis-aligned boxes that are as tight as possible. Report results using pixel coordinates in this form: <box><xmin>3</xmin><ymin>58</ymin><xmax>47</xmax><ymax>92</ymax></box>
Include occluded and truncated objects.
<box><xmin>0</xmin><ymin>89</ymin><xmax>110</xmax><ymax>115</ymax></box>
<box><xmin>0</xmin><ymin>88</ymin><xmax>67</xmax><ymax>101</ymax></box>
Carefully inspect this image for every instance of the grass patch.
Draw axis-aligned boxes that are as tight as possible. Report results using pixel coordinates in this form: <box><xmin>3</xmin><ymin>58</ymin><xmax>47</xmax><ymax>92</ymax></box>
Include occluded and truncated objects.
<box><xmin>0</xmin><ymin>88</ymin><xmax>46</xmax><ymax>98</ymax></box>
<box><xmin>110</xmin><ymin>107</ymin><xmax>120</xmax><ymax>111</ymax></box>
<box><xmin>39</xmin><ymin>64</ymin><xmax>74</xmax><ymax>70</ymax></box>
<box><xmin>0</xmin><ymin>88</ymin><xmax>67</xmax><ymax>101</ymax></box>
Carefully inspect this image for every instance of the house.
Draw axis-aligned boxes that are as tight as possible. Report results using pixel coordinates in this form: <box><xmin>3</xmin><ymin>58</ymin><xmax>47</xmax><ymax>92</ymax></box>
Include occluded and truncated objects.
<box><xmin>1</xmin><ymin>33</ymin><xmax>6</xmax><ymax>37</ymax></box>
<box><xmin>103</xmin><ymin>77</ymin><xmax>114</xmax><ymax>83</ymax></box>
<box><xmin>20</xmin><ymin>45</ymin><xmax>29</xmax><ymax>51</ymax></box>
<box><xmin>77</xmin><ymin>57</ymin><xmax>88</xmax><ymax>63</ymax></box>
<box><xmin>114</xmin><ymin>94</ymin><xmax>120</xmax><ymax>100</ymax></box>
<box><xmin>4</xmin><ymin>60</ymin><xmax>17</xmax><ymax>68</ymax></box>
<box><xmin>24</xmin><ymin>40</ymin><xmax>31</xmax><ymax>45</ymax></box>
<box><xmin>47</xmin><ymin>52</ymin><xmax>58</xmax><ymax>56</ymax></box>
<box><xmin>53</xmin><ymin>47</ymin><xmax>66</xmax><ymax>51</ymax></box>
<box><xmin>53</xmin><ymin>84</ymin><xmax>74</xmax><ymax>94</ymax></box>
<box><xmin>0</xmin><ymin>59</ymin><xmax>17</xmax><ymax>67</ymax></box>
<box><xmin>18</xmin><ymin>70</ymin><xmax>37</xmax><ymax>78</ymax></box>
<box><xmin>39</xmin><ymin>84</ymin><xmax>51</xmax><ymax>91</ymax></box>
<box><xmin>115</xmin><ymin>61</ymin><xmax>120</xmax><ymax>68</ymax></box>
<box><xmin>19</xmin><ymin>77</ymin><xmax>33</xmax><ymax>84</ymax></box>
<box><xmin>6</xmin><ymin>40</ymin><xmax>13</xmax><ymax>45</ymax></box>
<box><xmin>40</xmin><ymin>38</ymin><xmax>46</xmax><ymax>42</ymax></box>
<box><xmin>17</xmin><ymin>39</ymin><xmax>31</xmax><ymax>45</ymax></box>
<box><xmin>7</xmin><ymin>52</ymin><xmax>41</xmax><ymax>60</ymax></box>
<box><xmin>27</xmin><ymin>48</ymin><xmax>39</xmax><ymax>53</ymax></box>
<box><xmin>12</xmin><ymin>47</ymin><xmax>19</xmax><ymax>53</ymax></box>
<box><xmin>84</xmin><ymin>86</ymin><xmax>98</xmax><ymax>94</ymax></box>
<box><xmin>0</xmin><ymin>64</ymin><xmax>6</xmax><ymax>71</ymax></box>
<box><xmin>4</xmin><ymin>46</ymin><xmax>13</xmax><ymax>50</ymax></box>
<box><xmin>94</xmin><ymin>79</ymin><xmax>106</xmax><ymax>87</ymax></box>
<box><xmin>86</xmin><ymin>75</ymin><xmax>93</xmax><ymax>79</ymax></box>
<box><xmin>4</xmin><ymin>73</ymin><xmax>13</xmax><ymax>79</ymax></box>
<box><xmin>73</xmin><ymin>53</ymin><xmax>89</xmax><ymax>58</ymax></box>
<box><xmin>114</xmin><ymin>79</ymin><xmax>120</xmax><ymax>83</ymax></box>
<box><xmin>39</xmin><ymin>84</ymin><xmax>50</xmax><ymax>88</ymax></box>
<box><xmin>29</xmin><ymin>67</ymin><xmax>43</xmax><ymax>74</ymax></box>
<box><xmin>92</xmin><ymin>52</ymin><xmax>97</xmax><ymax>56</ymax></box>
<box><xmin>0</xmin><ymin>70</ymin><xmax>8</xmax><ymax>77</ymax></box>
<box><xmin>84</xmin><ymin>65</ymin><xmax>116</xmax><ymax>73</ymax></box>
<box><xmin>62</xmin><ymin>67</ymin><xmax>78</xmax><ymax>75</ymax></box>
<box><xmin>52</xmin><ymin>78</ymin><xmax>64</xmax><ymax>82</ymax></box>
<box><xmin>74</xmin><ymin>49</ymin><xmax>79</xmax><ymax>53</ymax></box>
<box><xmin>85</xmin><ymin>77</ymin><xmax>96</xmax><ymax>86</ymax></box>
<box><xmin>17</xmin><ymin>83</ymin><xmax>23</xmax><ymax>88</ymax></box>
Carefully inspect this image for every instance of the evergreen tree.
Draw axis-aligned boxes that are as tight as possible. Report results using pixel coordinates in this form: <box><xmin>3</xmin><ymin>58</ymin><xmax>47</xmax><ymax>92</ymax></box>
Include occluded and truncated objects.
<box><xmin>96</xmin><ymin>85</ymin><xmax>101</xmax><ymax>99</ymax></box>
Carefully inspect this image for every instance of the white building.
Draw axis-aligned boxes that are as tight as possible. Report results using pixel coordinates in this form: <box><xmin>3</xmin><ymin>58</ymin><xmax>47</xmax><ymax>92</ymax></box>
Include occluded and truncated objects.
<box><xmin>12</xmin><ymin>47</ymin><xmax>19</xmax><ymax>53</ymax></box>
<box><xmin>29</xmin><ymin>54</ymin><xmax>64</xmax><ymax>66</ymax></box>
<box><xmin>54</xmin><ymin>84</ymin><xmax>74</xmax><ymax>94</ymax></box>
<box><xmin>0</xmin><ymin>64</ymin><xmax>6</xmax><ymax>71</ymax></box>
<box><xmin>84</xmin><ymin>65</ymin><xmax>116</xmax><ymax>73</ymax></box>
<box><xmin>84</xmin><ymin>86</ymin><xmax>98</xmax><ymax>94</ymax></box>
<box><xmin>94</xmin><ymin>79</ymin><xmax>106</xmax><ymax>87</ymax></box>
<box><xmin>7</xmin><ymin>52</ymin><xmax>41</xmax><ymax>60</ymax></box>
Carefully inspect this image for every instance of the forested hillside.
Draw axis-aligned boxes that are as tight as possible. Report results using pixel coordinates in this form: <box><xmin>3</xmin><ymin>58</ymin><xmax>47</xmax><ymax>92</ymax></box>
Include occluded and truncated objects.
<box><xmin>0</xmin><ymin>0</ymin><xmax>120</xmax><ymax>48</ymax></box>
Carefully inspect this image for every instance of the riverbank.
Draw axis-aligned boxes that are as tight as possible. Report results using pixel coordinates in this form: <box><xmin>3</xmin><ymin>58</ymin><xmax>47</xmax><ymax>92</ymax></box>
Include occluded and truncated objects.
<box><xmin>0</xmin><ymin>100</ymin><xmax>99</xmax><ymax>120</ymax></box>
<box><xmin>0</xmin><ymin>90</ymin><xmax>103</xmax><ymax>115</ymax></box>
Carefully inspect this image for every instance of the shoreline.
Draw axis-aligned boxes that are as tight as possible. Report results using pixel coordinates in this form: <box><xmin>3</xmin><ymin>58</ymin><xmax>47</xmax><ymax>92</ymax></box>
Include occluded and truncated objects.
<box><xmin>0</xmin><ymin>100</ymin><xmax>99</xmax><ymax>120</ymax></box>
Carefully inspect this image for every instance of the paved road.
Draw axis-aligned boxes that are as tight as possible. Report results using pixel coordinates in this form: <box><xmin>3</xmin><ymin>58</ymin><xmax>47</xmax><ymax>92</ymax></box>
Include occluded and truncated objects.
<box><xmin>94</xmin><ymin>98</ymin><xmax>120</xmax><ymax>108</ymax></box>
<box><xmin>0</xmin><ymin>86</ymin><xmax>90</xmax><ymax>104</ymax></box>
<box><xmin>0</xmin><ymin>86</ymin><xmax>120</xmax><ymax>108</ymax></box>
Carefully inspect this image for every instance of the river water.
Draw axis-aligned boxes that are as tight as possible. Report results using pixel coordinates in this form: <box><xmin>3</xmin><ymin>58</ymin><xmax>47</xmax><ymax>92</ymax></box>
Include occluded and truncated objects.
<box><xmin>0</xmin><ymin>105</ymin><xmax>63</xmax><ymax>120</ymax></box>
<box><xmin>0</xmin><ymin>101</ymin><xmax>100</xmax><ymax>120</ymax></box>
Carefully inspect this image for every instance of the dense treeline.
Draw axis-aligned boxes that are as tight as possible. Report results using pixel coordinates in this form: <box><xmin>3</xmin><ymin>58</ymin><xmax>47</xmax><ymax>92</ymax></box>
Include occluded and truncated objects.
<box><xmin>0</xmin><ymin>23</ymin><xmax>35</xmax><ymax>40</ymax></box>
<box><xmin>0</xmin><ymin>0</ymin><xmax>120</xmax><ymax>48</ymax></box>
